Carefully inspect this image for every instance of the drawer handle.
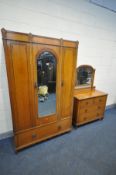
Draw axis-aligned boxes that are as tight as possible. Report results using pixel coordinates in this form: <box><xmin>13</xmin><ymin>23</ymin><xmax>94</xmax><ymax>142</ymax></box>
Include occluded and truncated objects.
<box><xmin>58</xmin><ymin>125</ymin><xmax>62</xmax><ymax>130</ymax></box>
<box><xmin>86</xmin><ymin>102</ymin><xmax>89</xmax><ymax>105</ymax></box>
<box><xmin>32</xmin><ymin>133</ymin><xmax>37</xmax><ymax>139</ymax></box>
<box><xmin>85</xmin><ymin>109</ymin><xmax>88</xmax><ymax>113</ymax></box>
<box><xmin>45</xmin><ymin>118</ymin><xmax>48</xmax><ymax>121</ymax></box>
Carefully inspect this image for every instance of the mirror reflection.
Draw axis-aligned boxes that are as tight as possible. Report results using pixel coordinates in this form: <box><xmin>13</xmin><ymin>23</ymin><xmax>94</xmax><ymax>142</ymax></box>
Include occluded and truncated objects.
<box><xmin>77</xmin><ymin>66</ymin><xmax>94</xmax><ymax>87</ymax></box>
<box><xmin>37</xmin><ymin>51</ymin><xmax>56</xmax><ymax>117</ymax></box>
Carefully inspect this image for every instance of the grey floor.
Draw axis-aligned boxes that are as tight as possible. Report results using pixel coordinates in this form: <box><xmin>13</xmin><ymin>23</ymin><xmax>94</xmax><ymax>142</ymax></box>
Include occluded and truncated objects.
<box><xmin>39</xmin><ymin>93</ymin><xmax>56</xmax><ymax>117</ymax></box>
<box><xmin>0</xmin><ymin>108</ymin><xmax>116</xmax><ymax>175</ymax></box>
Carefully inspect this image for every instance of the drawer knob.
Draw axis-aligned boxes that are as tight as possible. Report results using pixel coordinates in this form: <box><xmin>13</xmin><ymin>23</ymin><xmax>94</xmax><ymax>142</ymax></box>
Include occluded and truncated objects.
<box><xmin>58</xmin><ymin>125</ymin><xmax>62</xmax><ymax>130</ymax></box>
<box><xmin>32</xmin><ymin>133</ymin><xmax>37</xmax><ymax>139</ymax></box>
<box><xmin>99</xmin><ymin>99</ymin><xmax>102</xmax><ymax>102</ymax></box>
<box><xmin>85</xmin><ymin>109</ymin><xmax>88</xmax><ymax>113</ymax></box>
<box><xmin>86</xmin><ymin>102</ymin><xmax>88</xmax><ymax>105</ymax></box>
<box><xmin>98</xmin><ymin>106</ymin><xmax>101</xmax><ymax>109</ymax></box>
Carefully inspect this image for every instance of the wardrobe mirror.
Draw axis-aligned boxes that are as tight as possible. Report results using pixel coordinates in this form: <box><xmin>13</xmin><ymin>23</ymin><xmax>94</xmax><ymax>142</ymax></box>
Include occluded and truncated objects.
<box><xmin>76</xmin><ymin>65</ymin><xmax>95</xmax><ymax>88</ymax></box>
<box><xmin>37</xmin><ymin>51</ymin><xmax>56</xmax><ymax>117</ymax></box>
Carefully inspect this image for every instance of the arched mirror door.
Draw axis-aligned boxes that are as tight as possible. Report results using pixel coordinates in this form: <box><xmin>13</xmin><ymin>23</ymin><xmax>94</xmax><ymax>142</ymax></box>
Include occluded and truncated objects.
<box><xmin>36</xmin><ymin>51</ymin><xmax>57</xmax><ymax>117</ymax></box>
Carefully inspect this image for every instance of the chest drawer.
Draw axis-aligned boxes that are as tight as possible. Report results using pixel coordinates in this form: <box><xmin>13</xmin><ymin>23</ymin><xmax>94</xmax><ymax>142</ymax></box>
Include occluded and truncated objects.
<box><xmin>77</xmin><ymin>109</ymin><xmax>104</xmax><ymax>123</ymax></box>
<box><xmin>79</xmin><ymin>96</ymin><xmax>107</xmax><ymax>109</ymax></box>
<box><xmin>79</xmin><ymin>103</ymin><xmax>106</xmax><ymax>115</ymax></box>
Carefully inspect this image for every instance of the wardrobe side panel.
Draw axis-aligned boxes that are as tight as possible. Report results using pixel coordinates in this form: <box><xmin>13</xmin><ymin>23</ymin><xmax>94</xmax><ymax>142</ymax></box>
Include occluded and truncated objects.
<box><xmin>10</xmin><ymin>42</ymin><xmax>32</xmax><ymax>130</ymax></box>
<box><xmin>61</xmin><ymin>47</ymin><xmax>77</xmax><ymax>118</ymax></box>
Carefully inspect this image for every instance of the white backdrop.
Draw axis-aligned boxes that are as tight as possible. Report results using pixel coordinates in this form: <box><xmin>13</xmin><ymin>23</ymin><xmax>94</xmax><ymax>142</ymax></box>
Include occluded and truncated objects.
<box><xmin>0</xmin><ymin>0</ymin><xmax>116</xmax><ymax>134</ymax></box>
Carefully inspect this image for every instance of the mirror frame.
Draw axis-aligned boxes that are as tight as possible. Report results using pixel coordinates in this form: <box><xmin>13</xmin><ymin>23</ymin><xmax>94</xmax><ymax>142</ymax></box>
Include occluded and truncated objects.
<box><xmin>35</xmin><ymin>48</ymin><xmax>58</xmax><ymax>119</ymax></box>
<box><xmin>75</xmin><ymin>65</ymin><xmax>95</xmax><ymax>89</ymax></box>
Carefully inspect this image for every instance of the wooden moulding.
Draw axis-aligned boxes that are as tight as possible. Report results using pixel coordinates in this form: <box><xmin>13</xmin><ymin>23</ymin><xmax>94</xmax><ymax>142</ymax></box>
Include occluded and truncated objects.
<box><xmin>1</xmin><ymin>28</ymin><xmax>79</xmax><ymax>48</ymax></box>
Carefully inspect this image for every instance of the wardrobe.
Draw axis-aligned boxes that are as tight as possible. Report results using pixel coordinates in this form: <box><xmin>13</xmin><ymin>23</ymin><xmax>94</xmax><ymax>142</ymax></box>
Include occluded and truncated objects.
<box><xmin>1</xmin><ymin>28</ymin><xmax>78</xmax><ymax>151</ymax></box>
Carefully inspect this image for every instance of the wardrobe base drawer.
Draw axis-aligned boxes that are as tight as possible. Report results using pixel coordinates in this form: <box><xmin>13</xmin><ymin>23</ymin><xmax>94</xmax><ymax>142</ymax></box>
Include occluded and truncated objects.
<box><xmin>15</xmin><ymin>118</ymin><xmax>71</xmax><ymax>151</ymax></box>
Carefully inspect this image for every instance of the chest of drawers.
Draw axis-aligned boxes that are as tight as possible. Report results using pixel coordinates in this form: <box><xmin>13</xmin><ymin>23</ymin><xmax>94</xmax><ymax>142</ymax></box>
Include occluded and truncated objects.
<box><xmin>73</xmin><ymin>90</ymin><xmax>107</xmax><ymax>126</ymax></box>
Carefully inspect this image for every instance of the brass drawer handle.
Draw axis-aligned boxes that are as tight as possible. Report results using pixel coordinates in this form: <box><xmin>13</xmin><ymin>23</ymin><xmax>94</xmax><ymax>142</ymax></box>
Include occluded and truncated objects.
<box><xmin>99</xmin><ymin>99</ymin><xmax>102</xmax><ymax>102</ymax></box>
<box><xmin>58</xmin><ymin>125</ymin><xmax>62</xmax><ymax>130</ymax></box>
<box><xmin>32</xmin><ymin>133</ymin><xmax>37</xmax><ymax>139</ymax></box>
<box><xmin>85</xmin><ymin>109</ymin><xmax>88</xmax><ymax>113</ymax></box>
<box><xmin>45</xmin><ymin>118</ymin><xmax>48</xmax><ymax>121</ymax></box>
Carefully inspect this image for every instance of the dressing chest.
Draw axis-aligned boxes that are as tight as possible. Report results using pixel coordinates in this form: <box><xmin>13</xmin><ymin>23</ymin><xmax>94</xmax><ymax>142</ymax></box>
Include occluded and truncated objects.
<box><xmin>73</xmin><ymin>65</ymin><xmax>108</xmax><ymax>126</ymax></box>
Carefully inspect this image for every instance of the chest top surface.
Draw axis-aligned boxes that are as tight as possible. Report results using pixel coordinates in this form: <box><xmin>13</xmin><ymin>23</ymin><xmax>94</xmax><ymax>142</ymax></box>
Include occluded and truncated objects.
<box><xmin>74</xmin><ymin>89</ymin><xmax>108</xmax><ymax>100</ymax></box>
